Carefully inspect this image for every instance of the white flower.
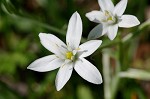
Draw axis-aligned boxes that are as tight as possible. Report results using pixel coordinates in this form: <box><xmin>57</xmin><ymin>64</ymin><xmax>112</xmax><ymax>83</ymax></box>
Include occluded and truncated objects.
<box><xmin>86</xmin><ymin>0</ymin><xmax>140</xmax><ymax>40</ymax></box>
<box><xmin>27</xmin><ymin>12</ymin><xmax>103</xmax><ymax>91</ymax></box>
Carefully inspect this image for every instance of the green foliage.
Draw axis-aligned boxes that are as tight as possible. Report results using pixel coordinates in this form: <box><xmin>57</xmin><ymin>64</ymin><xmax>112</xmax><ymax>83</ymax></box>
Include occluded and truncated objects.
<box><xmin>0</xmin><ymin>0</ymin><xmax>150</xmax><ymax>99</ymax></box>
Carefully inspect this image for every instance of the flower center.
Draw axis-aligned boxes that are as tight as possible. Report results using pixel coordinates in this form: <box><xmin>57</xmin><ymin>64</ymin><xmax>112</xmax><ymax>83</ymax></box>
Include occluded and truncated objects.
<box><xmin>66</xmin><ymin>51</ymin><xmax>73</xmax><ymax>60</ymax></box>
<box><xmin>107</xmin><ymin>16</ymin><xmax>113</xmax><ymax>21</ymax></box>
<box><xmin>102</xmin><ymin>10</ymin><xmax>116</xmax><ymax>24</ymax></box>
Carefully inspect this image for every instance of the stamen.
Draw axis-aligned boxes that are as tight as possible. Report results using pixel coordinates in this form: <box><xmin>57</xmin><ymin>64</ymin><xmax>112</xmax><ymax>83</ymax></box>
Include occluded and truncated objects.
<box><xmin>105</xmin><ymin>10</ymin><xmax>110</xmax><ymax>16</ymax></box>
<box><xmin>66</xmin><ymin>51</ymin><xmax>73</xmax><ymax>60</ymax></box>
<box><xmin>107</xmin><ymin>16</ymin><xmax>113</xmax><ymax>21</ymax></box>
<box><xmin>103</xmin><ymin>10</ymin><xmax>116</xmax><ymax>24</ymax></box>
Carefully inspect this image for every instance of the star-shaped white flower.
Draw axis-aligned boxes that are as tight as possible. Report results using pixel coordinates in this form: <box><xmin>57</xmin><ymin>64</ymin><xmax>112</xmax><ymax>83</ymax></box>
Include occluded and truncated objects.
<box><xmin>27</xmin><ymin>12</ymin><xmax>103</xmax><ymax>91</ymax></box>
<box><xmin>86</xmin><ymin>0</ymin><xmax>140</xmax><ymax>40</ymax></box>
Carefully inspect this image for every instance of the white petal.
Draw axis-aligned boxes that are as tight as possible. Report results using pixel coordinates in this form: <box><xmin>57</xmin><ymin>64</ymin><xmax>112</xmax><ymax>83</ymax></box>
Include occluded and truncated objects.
<box><xmin>27</xmin><ymin>55</ymin><xmax>63</xmax><ymax>72</ymax></box>
<box><xmin>88</xmin><ymin>24</ymin><xmax>108</xmax><ymax>40</ymax></box>
<box><xmin>98</xmin><ymin>0</ymin><xmax>114</xmax><ymax>12</ymax></box>
<box><xmin>113</xmin><ymin>0</ymin><xmax>127</xmax><ymax>16</ymax></box>
<box><xmin>79</xmin><ymin>40</ymin><xmax>102</xmax><ymax>57</ymax></box>
<box><xmin>74</xmin><ymin>58</ymin><xmax>102</xmax><ymax>84</ymax></box>
<box><xmin>39</xmin><ymin>33</ymin><xmax>67</xmax><ymax>58</ymax></box>
<box><xmin>86</xmin><ymin>11</ymin><xmax>104</xmax><ymax>23</ymax></box>
<box><xmin>107</xmin><ymin>24</ymin><xmax>118</xmax><ymax>40</ymax></box>
<box><xmin>102</xmin><ymin>24</ymin><xmax>109</xmax><ymax>35</ymax></box>
<box><xmin>88</xmin><ymin>24</ymin><xmax>103</xmax><ymax>40</ymax></box>
<box><xmin>55</xmin><ymin>62</ymin><xmax>73</xmax><ymax>91</ymax></box>
<box><xmin>66</xmin><ymin>12</ymin><xmax>82</xmax><ymax>49</ymax></box>
<box><xmin>118</xmin><ymin>15</ymin><xmax>140</xmax><ymax>28</ymax></box>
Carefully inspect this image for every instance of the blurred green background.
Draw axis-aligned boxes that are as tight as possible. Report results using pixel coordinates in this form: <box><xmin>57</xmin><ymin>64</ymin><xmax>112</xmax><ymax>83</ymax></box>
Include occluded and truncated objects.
<box><xmin>0</xmin><ymin>0</ymin><xmax>150</xmax><ymax>99</ymax></box>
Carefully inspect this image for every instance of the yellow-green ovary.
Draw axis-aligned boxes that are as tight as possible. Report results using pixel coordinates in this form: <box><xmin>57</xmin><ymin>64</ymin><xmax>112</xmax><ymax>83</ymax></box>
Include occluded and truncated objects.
<box><xmin>66</xmin><ymin>51</ymin><xmax>73</xmax><ymax>60</ymax></box>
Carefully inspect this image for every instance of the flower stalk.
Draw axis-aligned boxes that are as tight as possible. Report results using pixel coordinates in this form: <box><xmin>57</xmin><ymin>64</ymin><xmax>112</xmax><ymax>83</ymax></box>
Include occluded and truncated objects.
<box><xmin>102</xmin><ymin>50</ymin><xmax>111</xmax><ymax>99</ymax></box>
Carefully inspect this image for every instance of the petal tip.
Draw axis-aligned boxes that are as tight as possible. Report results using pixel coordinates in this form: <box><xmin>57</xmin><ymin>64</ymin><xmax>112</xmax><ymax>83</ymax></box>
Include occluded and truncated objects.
<box><xmin>55</xmin><ymin>80</ymin><xmax>65</xmax><ymax>91</ymax></box>
<box><xmin>108</xmin><ymin>34</ymin><xmax>115</xmax><ymax>40</ymax></box>
<box><xmin>96</xmin><ymin>81</ymin><xmax>102</xmax><ymax>84</ymax></box>
<box><xmin>99</xmin><ymin>78</ymin><xmax>103</xmax><ymax>84</ymax></box>
<box><xmin>93</xmin><ymin>40</ymin><xmax>103</xmax><ymax>47</ymax></box>
<box><xmin>109</xmin><ymin>37</ymin><xmax>115</xmax><ymax>41</ymax></box>
<box><xmin>137</xmin><ymin>20</ymin><xmax>140</xmax><ymax>25</ymax></box>
<box><xmin>108</xmin><ymin>29</ymin><xmax>117</xmax><ymax>41</ymax></box>
<box><xmin>85</xmin><ymin>13</ymin><xmax>89</xmax><ymax>17</ymax></box>
<box><xmin>27</xmin><ymin>65</ymin><xmax>34</xmax><ymax>70</ymax></box>
<box><xmin>75</xmin><ymin>11</ymin><xmax>78</xmax><ymax>14</ymax></box>
<box><xmin>27</xmin><ymin>64</ymin><xmax>33</xmax><ymax>69</ymax></box>
<box><xmin>96</xmin><ymin>76</ymin><xmax>103</xmax><ymax>84</ymax></box>
<box><xmin>98</xmin><ymin>40</ymin><xmax>102</xmax><ymax>45</ymax></box>
<box><xmin>56</xmin><ymin>87</ymin><xmax>61</xmax><ymax>91</ymax></box>
<box><xmin>39</xmin><ymin>33</ymin><xmax>45</xmax><ymax>37</ymax></box>
<box><xmin>98</xmin><ymin>40</ymin><xmax>102</xmax><ymax>47</ymax></box>
<box><xmin>27</xmin><ymin>66</ymin><xmax>30</xmax><ymax>69</ymax></box>
<box><xmin>119</xmin><ymin>15</ymin><xmax>140</xmax><ymax>28</ymax></box>
<box><xmin>85</xmin><ymin>12</ymin><xmax>94</xmax><ymax>21</ymax></box>
<box><xmin>133</xmin><ymin>16</ymin><xmax>140</xmax><ymax>26</ymax></box>
<box><xmin>27</xmin><ymin>66</ymin><xmax>34</xmax><ymax>71</ymax></box>
<box><xmin>73</xmin><ymin>11</ymin><xmax>80</xmax><ymax>17</ymax></box>
<box><xmin>97</xmin><ymin>81</ymin><xmax>103</xmax><ymax>84</ymax></box>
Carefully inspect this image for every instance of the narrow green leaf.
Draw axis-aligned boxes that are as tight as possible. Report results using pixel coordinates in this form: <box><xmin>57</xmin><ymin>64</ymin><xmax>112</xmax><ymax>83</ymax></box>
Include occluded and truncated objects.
<box><xmin>119</xmin><ymin>68</ymin><xmax>150</xmax><ymax>80</ymax></box>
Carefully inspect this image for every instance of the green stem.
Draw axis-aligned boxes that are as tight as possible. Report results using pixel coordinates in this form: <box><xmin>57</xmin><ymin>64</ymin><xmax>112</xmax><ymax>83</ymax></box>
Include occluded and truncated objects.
<box><xmin>102</xmin><ymin>50</ymin><xmax>111</xmax><ymax>99</ymax></box>
<box><xmin>119</xmin><ymin>41</ymin><xmax>123</xmax><ymax>67</ymax></box>
<box><xmin>111</xmin><ymin>61</ymin><xmax>120</xmax><ymax>99</ymax></box>
<box><xmin>111</xmin><ymin>37</ymin><xmax>122</xmax><ymax>99</ymax></box>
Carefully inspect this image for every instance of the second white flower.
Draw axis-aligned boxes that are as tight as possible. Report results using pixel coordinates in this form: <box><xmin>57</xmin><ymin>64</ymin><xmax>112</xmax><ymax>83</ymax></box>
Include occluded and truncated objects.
<box><xmin>86</xmin><ymin>0</ymin><xmax>140</xmax><ymax>40</ymax></box>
